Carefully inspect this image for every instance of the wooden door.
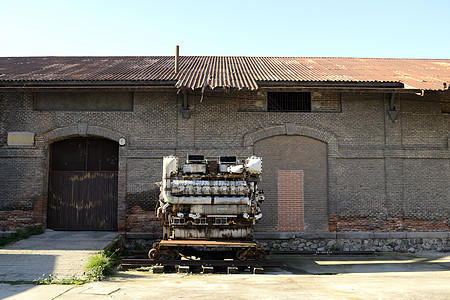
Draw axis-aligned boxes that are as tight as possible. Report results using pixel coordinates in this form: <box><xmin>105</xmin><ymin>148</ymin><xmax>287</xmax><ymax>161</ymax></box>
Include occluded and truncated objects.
<box><xmin>48</xmin><ymin>138</ymin><xmax>118</xmax><ymax>230</ymax></box>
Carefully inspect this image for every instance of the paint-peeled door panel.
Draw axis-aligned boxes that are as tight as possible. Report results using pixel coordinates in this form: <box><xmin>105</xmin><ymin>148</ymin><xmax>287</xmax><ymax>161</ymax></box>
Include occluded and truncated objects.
<box><xmin>48</xmin><ymin>171</ymin><xmax>118</xmax><ymax>230</ymax></box>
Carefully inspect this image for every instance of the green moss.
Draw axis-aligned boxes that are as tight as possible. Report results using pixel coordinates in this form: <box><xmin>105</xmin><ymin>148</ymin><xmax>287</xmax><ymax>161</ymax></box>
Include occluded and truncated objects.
<box><xmin>0</xmin><ymin>226</ymin><xmax>44</xmax><ymax>248</ymax></box>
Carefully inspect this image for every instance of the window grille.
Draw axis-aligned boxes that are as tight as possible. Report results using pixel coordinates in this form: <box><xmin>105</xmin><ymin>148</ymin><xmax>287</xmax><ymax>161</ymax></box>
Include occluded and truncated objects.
<box><xmin>267</xmin><ymin>92</ymin><xmax>311</xmax><ymax>112</ymax></box>
<box><xmin>50</xmin><ymin>138</ymin><xmax>118</xmax><ymax>172</ymax></box>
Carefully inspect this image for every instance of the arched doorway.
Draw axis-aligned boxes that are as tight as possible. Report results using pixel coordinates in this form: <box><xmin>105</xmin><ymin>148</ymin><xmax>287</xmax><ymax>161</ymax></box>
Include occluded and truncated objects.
<box><xmin>47</xmin><ymin>137</ymin><xmax>118</xmax><ymax>230</ymax></box>
<box><xmin>253</xmin><ymin>135</ymin><xmax>328</xmax><ymax>232</ymax></box>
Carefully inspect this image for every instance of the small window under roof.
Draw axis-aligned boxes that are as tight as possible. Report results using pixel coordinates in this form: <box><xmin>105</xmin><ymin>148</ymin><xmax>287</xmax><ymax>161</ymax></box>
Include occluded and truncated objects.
<box><xmin>267</xmin><ymin>92</ymin><xmax>311</xmax><ymax>112</ymax></box>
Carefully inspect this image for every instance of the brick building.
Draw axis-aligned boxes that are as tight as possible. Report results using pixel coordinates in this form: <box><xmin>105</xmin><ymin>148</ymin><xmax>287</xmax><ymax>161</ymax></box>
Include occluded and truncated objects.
<box><xmin>0</xmin><ymin>56</ymin><xmax>449</xmax><ymax>240</ymax></box>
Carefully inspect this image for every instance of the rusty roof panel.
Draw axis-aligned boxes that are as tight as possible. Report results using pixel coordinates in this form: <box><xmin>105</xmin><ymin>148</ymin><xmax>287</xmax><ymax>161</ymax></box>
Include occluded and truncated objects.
<box><xmin>0</xmin><ymin>56</ymin><xmax>449</xmax><ymax>91</ymax></box>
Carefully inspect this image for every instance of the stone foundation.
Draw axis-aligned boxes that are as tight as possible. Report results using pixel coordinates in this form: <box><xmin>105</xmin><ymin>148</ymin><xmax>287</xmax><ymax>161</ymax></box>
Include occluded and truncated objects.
<box><xmin>123</xmin><ymin>232</ymin><xmax>450</xmax><ymax>253</ymax></box>
<box><xmin>123</xmin><ymin>232</ymin><xmax>161</xmax><ymax>251</ymax></box>
<box><xmin>255</xmin><ymin>232</ymin><xmax>450</xmax><ymax>253</ymax></box>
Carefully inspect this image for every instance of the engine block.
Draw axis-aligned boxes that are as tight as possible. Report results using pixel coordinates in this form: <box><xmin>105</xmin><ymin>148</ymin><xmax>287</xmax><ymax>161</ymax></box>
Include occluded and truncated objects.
<box><xmin>157</xmin><ymin>155</ymin><xmax>264</xmax><ymax>240</ymax></box>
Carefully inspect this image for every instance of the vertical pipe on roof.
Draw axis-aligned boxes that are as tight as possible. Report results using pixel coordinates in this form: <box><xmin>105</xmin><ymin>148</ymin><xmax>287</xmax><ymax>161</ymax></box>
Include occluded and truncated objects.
<box><xmin>175</xmin><ymin>45</ymin><xmax>179</xmax><ymax>74</ymax></box>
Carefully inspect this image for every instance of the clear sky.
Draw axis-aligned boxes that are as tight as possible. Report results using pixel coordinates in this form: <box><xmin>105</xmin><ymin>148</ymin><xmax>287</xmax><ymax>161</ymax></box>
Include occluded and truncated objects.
<box><xmin>1</xmin><ymin>0</ymin><xmax>449</xmax><ymax>58</ymax></box>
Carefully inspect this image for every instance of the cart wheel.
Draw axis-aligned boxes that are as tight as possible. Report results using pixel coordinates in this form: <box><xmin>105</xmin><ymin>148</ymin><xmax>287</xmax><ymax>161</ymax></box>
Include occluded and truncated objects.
<box><xmin>236</xmin><ymin>249</ymin><xmax>247</xmax><ymax>261</ymax></box>
<box><xmin>148</xmin><ymin>249</ymin><xmax>161</xmax><ymax>260</ymax></box>
<box><xmin>255</xmin><ymin>249</ymin><xmax>266</xmax><ymax>261</ymax></box>
<box><xmin>167</xmin><ymin>249</ymin><xmax>180</xmax><ymax>260</ymax></box>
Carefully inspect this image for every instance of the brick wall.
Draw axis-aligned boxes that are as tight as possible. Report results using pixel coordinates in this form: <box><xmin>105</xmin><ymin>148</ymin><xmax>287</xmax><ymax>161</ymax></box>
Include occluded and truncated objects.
<box><xmin>0</xmin><ymin>89</ymin><xmax>449</xmax><ymax>233</ymax></box>
<box><xmin>253</xmin><ymin>135</ymin><xmax>328</xmax><ymax>232</ymax></box>
<box><xmin>442</xmin><ymin>93</ymin><xmax>450</xmax><ymax>113</ymax></box>
<box><xmin>311</xmin><ymin>92</ymin><xmax>341</xmax><ymax>112</ymax></box>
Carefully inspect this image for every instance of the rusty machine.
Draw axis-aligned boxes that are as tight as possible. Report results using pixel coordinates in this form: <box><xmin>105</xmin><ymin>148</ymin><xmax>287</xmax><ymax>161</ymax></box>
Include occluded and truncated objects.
<box><xmin>149</xmin><ymin>155</ymin><xmax>266</xmax><ymax>260</ymax></box>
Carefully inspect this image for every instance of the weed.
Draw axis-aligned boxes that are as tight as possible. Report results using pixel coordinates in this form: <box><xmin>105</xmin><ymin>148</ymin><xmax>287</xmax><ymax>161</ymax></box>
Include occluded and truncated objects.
<box><xmin>34</xmin><ymin>250</ymin><xmax>121</xmax><ymax>285</ymax></box>
<box><xmin>34</xmin><ymin>273</ymin><xmax>55</xmax><ymax>285</ymax></box>
<box><xmin>56</xmin><ymin>276</ymin><xmax>85</xmax><ymax>285</ymax></box>
<box><xmin>32</xmin><ymin>234</ymin><xmax>121</xmax><ymax>285</ymax></box>
<box><xmin>84</xmin><ymin>250</ymin><xmax>121</xmax><ymax>281</ymax></box>
<box><xmin>34</xmin><ymin>274</ymin><xmax>85</xmax><ymax>285</ymax></box>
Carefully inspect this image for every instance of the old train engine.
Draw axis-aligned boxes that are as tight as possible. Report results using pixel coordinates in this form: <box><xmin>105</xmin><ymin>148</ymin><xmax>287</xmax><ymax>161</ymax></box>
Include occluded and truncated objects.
<box><xmin>156</xmin><ymin>155</ymin><xmax>264</xmax><ymax>241</ymax></box>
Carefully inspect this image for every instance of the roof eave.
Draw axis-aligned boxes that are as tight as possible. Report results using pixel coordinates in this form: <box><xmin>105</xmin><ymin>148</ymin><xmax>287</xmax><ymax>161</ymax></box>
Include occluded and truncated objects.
<box><xmin>0</xmin><ymin>80</ymin><xmax>178</xmax><ymax>91</ymax></box>
<box><xmin>257</xmin><ymin>80</ymin><xmax>404</xmax><ymax>88</ymax></box>
<box><xmin>256</xmin><ymin>80</ymin><xmax>438</xmax><ymax>93</ymax></box>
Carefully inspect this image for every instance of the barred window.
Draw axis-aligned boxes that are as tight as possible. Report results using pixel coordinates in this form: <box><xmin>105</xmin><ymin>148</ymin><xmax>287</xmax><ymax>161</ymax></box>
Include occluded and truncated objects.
<box><xmin>267</xmin><ymin>92</ymin><xmax>311</xmax><ymax>112</ymax></box>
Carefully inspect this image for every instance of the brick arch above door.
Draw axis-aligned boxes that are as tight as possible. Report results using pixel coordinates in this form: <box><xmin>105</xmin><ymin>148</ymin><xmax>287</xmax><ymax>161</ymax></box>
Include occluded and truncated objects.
<box><xmin>244</xmin><ymin>123</ymin><xmax>338</xmax><ymax>155</ymax></box>
<box><xmin>36</xmin><ymin>123</ymin><xmax>126</xmax><ymax>145</ymax></box>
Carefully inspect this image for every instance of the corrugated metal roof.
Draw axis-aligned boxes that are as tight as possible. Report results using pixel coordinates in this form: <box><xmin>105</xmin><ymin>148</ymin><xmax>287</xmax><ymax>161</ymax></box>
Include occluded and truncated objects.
<box><xmin>0</xmin><ymin>56</ymin><xmax>449</xmax><ymax>91</ymax></box>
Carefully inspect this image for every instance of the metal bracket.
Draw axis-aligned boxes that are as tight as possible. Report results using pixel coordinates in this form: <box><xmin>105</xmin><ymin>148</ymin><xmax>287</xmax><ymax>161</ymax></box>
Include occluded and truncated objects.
<box><xmin>181</xmin><ymin>91</ymin><xmax>191</xmax><ymax>119</ymax></box>
<box><xmin>388</xmin><ymin>93</ymin><xmax>398</xmax><ymax>122</ymax></box>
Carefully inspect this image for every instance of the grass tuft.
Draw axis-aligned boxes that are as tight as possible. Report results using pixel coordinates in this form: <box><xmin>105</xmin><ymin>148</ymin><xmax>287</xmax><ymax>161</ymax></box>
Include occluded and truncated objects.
<box><xmin>34</xmin><ymin>250</ymin><xmax>121</xmax><ymax>285</ymax></box>
<box><xmin>84</xmin><ymin>250</ymin><xmax>121</xmax><ymax>281</ymax></box>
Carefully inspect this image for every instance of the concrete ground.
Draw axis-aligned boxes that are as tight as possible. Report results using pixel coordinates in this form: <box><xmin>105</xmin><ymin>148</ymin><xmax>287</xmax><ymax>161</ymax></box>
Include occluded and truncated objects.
<box><xmin>1</xmin><ymin>252</ymin><xmax>449</xmax><ymax>299</ymax></box>
<box><xmin>0</xmin><ymin>230</ymin><xmax>118</xmax><ymax>282</ymax></box>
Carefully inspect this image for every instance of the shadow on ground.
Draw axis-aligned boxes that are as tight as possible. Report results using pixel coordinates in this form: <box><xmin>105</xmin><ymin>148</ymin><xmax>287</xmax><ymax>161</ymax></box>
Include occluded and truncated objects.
<box><xmin>271</xmin><ymin>253</ymin><xmax>450</xmax><ymax>275</ymax></box>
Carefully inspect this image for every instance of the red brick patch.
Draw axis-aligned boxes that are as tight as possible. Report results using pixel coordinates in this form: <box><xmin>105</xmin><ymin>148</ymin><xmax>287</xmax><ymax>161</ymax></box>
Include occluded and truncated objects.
<box><xmin>0</xmin><ymin>210</ymin><xmax>43</xmax><ymax>231</ymax></box>
<box><xmin>126</xmin><ymin>205</ymin><xmax>162</xmax><ymax>232</ymax></box>
<box><xmin>278</xmin><ymin>170</ymin><xmax>304</xmax><ymax>232</ymax></box>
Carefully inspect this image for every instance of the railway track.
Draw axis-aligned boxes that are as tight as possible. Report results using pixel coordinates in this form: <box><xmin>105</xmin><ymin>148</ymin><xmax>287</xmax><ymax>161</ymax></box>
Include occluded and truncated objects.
<box><xmin>121</xmin><ymin>258</ymin><xmax>283</xmax><ymax>274</ymax></box>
